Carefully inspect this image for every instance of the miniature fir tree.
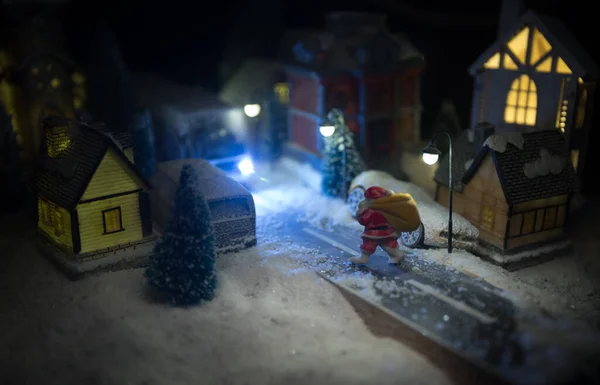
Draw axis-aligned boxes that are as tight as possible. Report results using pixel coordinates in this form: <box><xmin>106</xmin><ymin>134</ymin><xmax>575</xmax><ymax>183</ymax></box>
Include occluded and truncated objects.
<box><xmin>0</xmin><ymin>102</ymin><xmax>24</xmax><ymax>212</ymax></box>
<box><xmin>145</xmin><ymin>164</ymin><xmax>217</xmax><ymax>305</ymax></box>
<box><xmin>129</xmin><ymin>107</ymin><xmax>156</xmax><ymax>179</ymax></box>
<box><xmin>320</xmin><ymin>109</ymin><xmax>366</xmax><ymax>198</ymax></box>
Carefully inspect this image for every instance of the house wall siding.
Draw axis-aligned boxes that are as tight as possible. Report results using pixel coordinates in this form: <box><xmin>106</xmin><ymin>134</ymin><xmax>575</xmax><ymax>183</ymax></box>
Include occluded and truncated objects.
<box><xmin>289</xmin><ymin>73</ymin><xmax>320</xmax><ymax>115</ymax></box>
<box><xmin>81</xmin><ymin>149</ymin><xmax>140</xmax><ymax>201</ymax></box>
<box><xmin>76</xmin><ymin>193</ymin><xmax>143</xmax><ymax>254</ymax></box>
<box><xmin>290</xmin><ymin>114</ymin><xmax>319</xmax><ymax>155</ymax></box>
<box><xmin>436</xmin><ymin>154</ymin><xmax>508</xmax><ymax>248</ymax></box>
<box><xmin>507</xmin><ymin>228</ymin><xmax>564</xmax><ymax>249</ymax></box>
<box><xmin>512</xmin><ymin>194</ymin><xmax>568</xmax><ymax>212</ymax></box>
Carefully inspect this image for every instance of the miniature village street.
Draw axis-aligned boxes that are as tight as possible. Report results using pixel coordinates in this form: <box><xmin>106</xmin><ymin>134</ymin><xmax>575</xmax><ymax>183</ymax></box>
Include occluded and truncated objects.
<box><xmin>2</xmin><ymin>0</ymin><xmax>600</xmax><ymax>384</ymax></box>
<box><xmin>250</xmin><ymin>173</ymin><xmax>600</xmax><ymax>385</ymax></box>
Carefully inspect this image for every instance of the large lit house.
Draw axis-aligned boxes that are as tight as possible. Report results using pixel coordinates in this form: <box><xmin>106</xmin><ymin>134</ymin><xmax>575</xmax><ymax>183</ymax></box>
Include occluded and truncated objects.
<box><xmin>468</xmin><ymin>10</ymin><xmax>597</xmax><ymax>177</ymax></box>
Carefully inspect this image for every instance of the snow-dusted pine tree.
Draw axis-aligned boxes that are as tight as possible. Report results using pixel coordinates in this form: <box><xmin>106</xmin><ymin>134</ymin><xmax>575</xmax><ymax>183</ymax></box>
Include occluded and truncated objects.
<box><xmin>129</xmin><ymin>106</ymin><xmax>156</xmax><ymax>179</ymax></box>
<box><xmin>145</xmin><ymin>164</ymin><xmax>217</xmax><ymax>305</ymax></box>
<box><xmin>320</xmin><ymin>109</ymin><xmax>366</xmax><ymax>198</ymax></box>
<box><xmin>0</xmin><ymin>102</ymin><xmax>25</xmax><ymax>212</ymax></box>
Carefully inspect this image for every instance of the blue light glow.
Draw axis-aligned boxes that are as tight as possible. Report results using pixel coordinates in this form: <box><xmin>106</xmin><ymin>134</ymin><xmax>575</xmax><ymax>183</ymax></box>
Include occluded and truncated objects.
<box><xmin>238</xmin><ymin>158</ymin><xmax>254</xmax><ymax>175</ymax></box>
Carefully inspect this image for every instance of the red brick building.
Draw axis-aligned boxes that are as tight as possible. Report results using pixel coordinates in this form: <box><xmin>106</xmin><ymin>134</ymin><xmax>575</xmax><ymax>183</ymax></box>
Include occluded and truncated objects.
<box><xmin>280</xmin><ymin>12</ymin><xmax>424</xmax><ymax>167</ymax></box>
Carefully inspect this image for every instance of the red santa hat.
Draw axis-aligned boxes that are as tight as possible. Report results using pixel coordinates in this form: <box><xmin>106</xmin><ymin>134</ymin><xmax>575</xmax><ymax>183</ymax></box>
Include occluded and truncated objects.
<box><xmin>364</xmin><ymin>186</ymin><xmax>389</xmax><ymax>199</ymax></box>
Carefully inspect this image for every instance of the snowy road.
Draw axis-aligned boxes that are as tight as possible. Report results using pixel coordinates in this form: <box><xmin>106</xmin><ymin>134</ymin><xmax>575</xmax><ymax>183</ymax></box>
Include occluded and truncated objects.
<box><xmin>248</xmin><ymin>163</ymin><xmax>600</xmax><ymax>384</ymax></box>
<box><xmin>254</xmin><ymin>204</ymin><xmax>524</xmax><ymax>371</ymax></box>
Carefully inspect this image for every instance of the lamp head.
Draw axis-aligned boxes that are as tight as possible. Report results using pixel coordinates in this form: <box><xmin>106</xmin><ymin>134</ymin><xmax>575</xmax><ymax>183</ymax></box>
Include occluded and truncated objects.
<box><xmin>244</xmin><ymin>104</ymin><xmax>261</xmax><ymax>118</ymax></box>
<box><xmin>421</xmin><ymin>144</ymin><xmax>441</xmax><ymax>165</ymax></box>
<box><xmin>319</xmin><ymin>119</ymin><xmax>336</xmax><ymax>137</ymax></box>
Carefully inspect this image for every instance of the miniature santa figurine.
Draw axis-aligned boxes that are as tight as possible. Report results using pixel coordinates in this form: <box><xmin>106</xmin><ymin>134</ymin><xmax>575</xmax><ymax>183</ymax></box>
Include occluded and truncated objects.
<box><xmin>350</xmin><ymin>186</ymin><xmax>421</xmax><ymax>265</ymax></box>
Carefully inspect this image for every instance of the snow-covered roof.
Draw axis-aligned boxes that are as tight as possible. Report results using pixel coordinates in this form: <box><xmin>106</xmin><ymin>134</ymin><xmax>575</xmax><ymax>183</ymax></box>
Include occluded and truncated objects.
<box><xmin>463</xmin><ymin>130</ymin><xmax>578</xmax><ymax>205</ymax></box>
<box><xmin>156</xmin><ymin>159</ymin><xmax>250</xmax><ymax>201</ymax></box>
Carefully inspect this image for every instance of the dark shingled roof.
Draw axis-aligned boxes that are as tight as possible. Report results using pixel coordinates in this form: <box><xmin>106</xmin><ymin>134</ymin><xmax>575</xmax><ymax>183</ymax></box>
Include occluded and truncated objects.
<box><xmin>462</xmin><ymin>130</ymin><xmax>578</xmax><ymax>205</ymax></box>
<box><xmin>434</xmin><ymin>129</ymin><xmax>478</xmax><ymax>192</ymax></box>
<box><xmin>34</xmin><ymin>119</ymin><xmax>150</xmax><ymax>210</ymax></box>
<box><xmin>87</xmin><ymin>122</ymin><xmax>133</xmax><ymax>149</ymax></box>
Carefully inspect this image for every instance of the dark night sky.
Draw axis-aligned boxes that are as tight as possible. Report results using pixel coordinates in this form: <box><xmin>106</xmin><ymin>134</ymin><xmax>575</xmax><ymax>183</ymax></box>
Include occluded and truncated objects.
<box><xmin>62</xmin><ymin>0</ymin><xmax>599</xmax><ymax>187</ymax></box>
<box><xmin>64</xmin><ymin>0</ymin><xmax>595</xmax><ymax>121</ymax></box>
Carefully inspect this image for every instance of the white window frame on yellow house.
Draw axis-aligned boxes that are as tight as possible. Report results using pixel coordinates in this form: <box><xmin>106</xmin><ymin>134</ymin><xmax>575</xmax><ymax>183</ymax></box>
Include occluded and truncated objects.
<box><xmin>505</xmin><ymin>74</ymin><xmax>537</xmax><ymax>126</ymax></box>
<box><xmin>102</xmin><ymin>207</ymin><xmax>124</xmax><ymax>234</ymax></box>
<box><xmin>481</xmin><ymin>206</ymin><xmax>494</xmax><ymax>229</ymax></box>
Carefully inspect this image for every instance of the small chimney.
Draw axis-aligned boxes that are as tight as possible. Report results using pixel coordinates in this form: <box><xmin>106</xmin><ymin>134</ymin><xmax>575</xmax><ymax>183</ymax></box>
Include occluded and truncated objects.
<box><xmin>498</xmin><ymin>0</ymin><xmax>525</xmax><ymax>39</ymax></box>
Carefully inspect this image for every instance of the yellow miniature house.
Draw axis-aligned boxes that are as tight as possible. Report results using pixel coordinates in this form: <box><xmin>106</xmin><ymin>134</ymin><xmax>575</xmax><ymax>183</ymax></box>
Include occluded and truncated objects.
<box><xmin>34</xmin><ymin>117</ymin><xmax>153</xmax><ymax>263</ymax></box>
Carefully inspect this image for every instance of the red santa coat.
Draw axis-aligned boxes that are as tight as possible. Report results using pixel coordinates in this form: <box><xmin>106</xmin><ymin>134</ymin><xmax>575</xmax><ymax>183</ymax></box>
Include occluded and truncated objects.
<box><xmin>358</xmin><ymin>208</ymin><xmax>398</xmax><ymax>239</ymax></box>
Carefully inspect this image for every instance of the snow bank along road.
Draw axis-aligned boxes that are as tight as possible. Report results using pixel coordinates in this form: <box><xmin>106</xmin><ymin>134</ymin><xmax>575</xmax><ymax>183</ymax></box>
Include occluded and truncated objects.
<box><xmin>254</xmin><ymin>201</ymin><xmax>530</xmax><ymax>381</ymax></box>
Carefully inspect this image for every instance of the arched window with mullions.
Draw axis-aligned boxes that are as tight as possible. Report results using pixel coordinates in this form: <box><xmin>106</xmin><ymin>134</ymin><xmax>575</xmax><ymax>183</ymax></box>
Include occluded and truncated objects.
<box><xmin>504</xmin><ymin>74</ymin><xmax>537</xmax><ymax>126</ymax></box>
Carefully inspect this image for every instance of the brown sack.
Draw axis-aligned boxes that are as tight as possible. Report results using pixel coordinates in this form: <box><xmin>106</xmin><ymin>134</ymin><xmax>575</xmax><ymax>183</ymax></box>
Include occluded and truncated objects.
<box><xmin>362</xmin><ymin>193</ymin><xmax>421</xmax><ymax>233</ymax></box>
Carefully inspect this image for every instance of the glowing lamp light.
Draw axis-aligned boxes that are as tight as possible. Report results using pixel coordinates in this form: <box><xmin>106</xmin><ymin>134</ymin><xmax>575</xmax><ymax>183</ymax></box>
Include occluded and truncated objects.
<box><xmin>319</xmin><ymin>124</ymin><xmax>335</xmax><ymax>137</ymax></box>
<box><xmin>238</xmin><ymin>158</ymin><xmax>254</xmax><ymax>175</ymax></box>
<box><xmin>422</xmin><ymin>152</ymin><xmax>440</xmax><ymax>165</ymax></box>
<box><xmin>244</xmin><ymin>104</ymin><xmax>261</xmax><ymax>118</ymax></box>
<box><xmin>421</xmin><ymin>145</ymin><xmax>441</xmax><ymax>165</ymax></box>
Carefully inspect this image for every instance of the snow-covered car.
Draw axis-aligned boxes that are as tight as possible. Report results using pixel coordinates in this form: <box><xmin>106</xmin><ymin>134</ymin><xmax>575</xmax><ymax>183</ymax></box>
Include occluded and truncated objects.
<box><xmin>150</xmin><ymin>158</ymin><xmax>257</xmax><ymax>253</ymax></box>
<box><xmin>347</xmin><ymin>170</ymin><xmax>479</xmax><ymax>248</ymax></box>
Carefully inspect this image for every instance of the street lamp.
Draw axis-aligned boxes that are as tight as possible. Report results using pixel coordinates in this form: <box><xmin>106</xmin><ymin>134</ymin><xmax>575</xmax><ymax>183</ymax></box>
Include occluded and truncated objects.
<box><xmin>422</xmin><ymin>131</ymin><xmax>454</xmax><ymax>253</ymax></box>
<box><xmin>320</xmin><ymin>108</ymin><xmax>348</xmax><ymax>199</ymax></box>
<box><xmin>243</xmin><ymin>104</ymin><xmax>261</xmax><ymax>118</ymax></box>
<box><xmin>319</xmin><ymin>120</ymin><xmax>335</xmax><ymax>137</ymax></box>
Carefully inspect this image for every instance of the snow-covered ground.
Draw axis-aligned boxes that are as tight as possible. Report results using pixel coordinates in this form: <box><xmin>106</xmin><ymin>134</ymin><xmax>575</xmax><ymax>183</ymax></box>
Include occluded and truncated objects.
<box><xmin>2</xmin><ymin>157</ymin><xmax>598</xmax><ymax>385</ymax></box>
<box><xmin>252</xmin><ymin>158</ymin><xmax>600</xmax><ymax>328</ymax></box>
<box><xmin>0</xmin><ymin>212</ymin><xmax>452</xmax><ymax>385</ymax></box>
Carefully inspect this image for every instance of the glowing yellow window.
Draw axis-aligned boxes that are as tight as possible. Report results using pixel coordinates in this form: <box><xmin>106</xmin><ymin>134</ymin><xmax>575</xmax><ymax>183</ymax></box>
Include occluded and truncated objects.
<box><xmin>503</xmin><ymin>53</ymin><xmax>518</xmax><ymax>70</ymax></box>
<box><xmin>505</xmin><ymin>74</ymin><xmax>537</xmax><ymax>126</ymax></box>
<box><xmin>535</xmin><ymin>56</ymin><xmax>553</xmax><ymax>72</ymax></box>
<box><xmin>40</xmin><ymin>200</ymin><xmax>51</xmax><ymax>226</ymax></box>
<box><xmin>103</xmin><ymin>207</ymin><xmax>123</xmax><ymax>234</ymax></box>
<box><xmin>556</xmin><ymin>57</ymin><xmax>572</xmax><ymax>74</ymax></box>
<box><xmin>71</xmin><ymin>72</ymin><xmax>85</xmax><ymax>85</ymax></box>
<box><xmin>484</xmin><ymin>52</ymin><xmax>500</xmax><ymax>69</ymax></box>
<box><xmin>507</xmin><ymin>27</ymin><xmax>529</xmax><ymax>64</ymax></box>
<box><xmin>52</xmin><ymin>208</ymin><xmax>64</xmax><ymax>236</ymax></box>
<box><xmin>529</xmin><ymin>28</ymin><xmax>552</xmax><ymax>65</ymax></box>
<box><xmin>274</xmin><ymin>83</ymin><xmax>289</xmax><ymax>104</ymax></box>
<box><xmin>481</xmin><ymin>206</ymin><xmax>494</xmax><ymax>229</ymax></box>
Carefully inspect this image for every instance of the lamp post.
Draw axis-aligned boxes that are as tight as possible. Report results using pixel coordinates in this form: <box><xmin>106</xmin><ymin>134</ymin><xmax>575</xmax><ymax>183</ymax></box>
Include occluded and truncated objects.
<box><xmin>244</xmin><ymin>103</ymin><xmax>261</xmax><ymax>159</ymax></box>
<box><xmin>320</xmin><ymin>108</ymin><xmax>348</xmax><ymax>200</ymax></box>
<box><xmin>422</xmin><ymin>131</ymin><xmax>453</xmax><ymax>253</ymax></box>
